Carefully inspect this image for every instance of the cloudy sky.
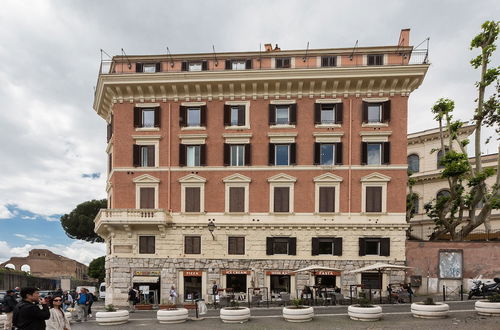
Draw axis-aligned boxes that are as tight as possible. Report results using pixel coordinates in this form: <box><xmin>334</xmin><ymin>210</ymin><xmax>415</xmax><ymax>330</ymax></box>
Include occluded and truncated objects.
<box><xmin>0</xmin><ymin>0</ymin><xmax>498</xmax><ymax>266</ymax></box>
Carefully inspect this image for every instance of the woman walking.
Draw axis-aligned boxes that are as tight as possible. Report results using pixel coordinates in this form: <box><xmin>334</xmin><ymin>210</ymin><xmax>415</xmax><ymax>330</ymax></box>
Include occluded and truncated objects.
<box><xmin>46</xmin><ymin>296</ymin><xmax>71</xmax><ymax>330</ymax></box>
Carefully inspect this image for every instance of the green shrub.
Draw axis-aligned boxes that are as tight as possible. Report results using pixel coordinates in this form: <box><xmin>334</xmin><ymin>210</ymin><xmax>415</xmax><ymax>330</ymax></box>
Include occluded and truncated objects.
<box><xmin>105</xmin><ymin>304</ymin><xmax>116</xmax><ymax>312</ymax></box>
<box><xmin>487</xmin><ymin>294</ymin><xmax>500</xmax><ymax>302</ymax></box>
<box><xmin>423</xmin><ymin>297</ymin><xmax>436</xmax><ymax>305</ymax></box>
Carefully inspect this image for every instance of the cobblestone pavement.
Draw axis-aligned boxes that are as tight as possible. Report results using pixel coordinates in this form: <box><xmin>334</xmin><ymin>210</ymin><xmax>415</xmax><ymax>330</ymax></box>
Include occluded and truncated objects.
<box><xmin>71</xmin><ymin>301</ymin><xmax>500</xmax><ymax>329</ymax></box>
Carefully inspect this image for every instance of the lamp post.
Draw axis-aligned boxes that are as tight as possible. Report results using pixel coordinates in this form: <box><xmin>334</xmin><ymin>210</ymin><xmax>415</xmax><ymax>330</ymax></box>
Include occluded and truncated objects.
<box><xmin>208</xmin><ymin>220</ymin><xmax>216</xmax><ymax>240</ymax></box>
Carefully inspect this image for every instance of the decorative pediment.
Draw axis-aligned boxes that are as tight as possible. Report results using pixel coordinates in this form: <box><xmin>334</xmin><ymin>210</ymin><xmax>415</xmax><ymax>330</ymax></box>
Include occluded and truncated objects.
<box><xmin>360</xmin><ymin>172</ymin><xmax>391</xmax><ymax>182</ymax></box>
<box><xmin>223</xmin><ymin>173</ymin><xmax>251</xmax><ymax>183</ymax></box>
<box><xmin>313</xmin><ymin>173</ymin><xmax>343</xmax><ymax>182</ymax></box>
<box><xmin>132</xmin><ymin>174</ymin><xmax>160</xmax><ymax>183</ymax></box>
<box><xmin>178</xmin><ymin>173</ymin><xmax>207</xmax><ymax>183</ymax></box>
<box><xmin>267</xmin><ymin>173</ymin><xmax>297</xmax><ymax>183</ymax></box>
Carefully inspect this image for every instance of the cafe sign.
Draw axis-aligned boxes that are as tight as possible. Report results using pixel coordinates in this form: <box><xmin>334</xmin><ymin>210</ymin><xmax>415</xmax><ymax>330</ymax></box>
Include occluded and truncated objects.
<box><xmin>222</xmin><ymin>270</ymin><xmax>251</xmax><ymax>275</ymax></box>
<box><xmin>134</xmin><ymin>270</ymin><xmax>160</xmax><ymax>276</ymax></box>
<box><xmin>266</xmin><ymin>270</ymin><xmax>295</xmax><ymax>276</ymax></box>
<box><xmin>315</xmin><ymin>271</ymin><xmax>340</xmax><ymax>276</ymax></box>
<box><xmin>183</xmin><ymin>270</ymin><xmax>203</xmax><ymax>277</ymax></box>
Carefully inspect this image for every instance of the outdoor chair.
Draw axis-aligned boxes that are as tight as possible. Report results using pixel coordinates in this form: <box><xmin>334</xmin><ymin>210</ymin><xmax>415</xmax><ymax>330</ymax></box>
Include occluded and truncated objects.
<box><xmin>279</xmin><ymin>292</ymin><xmax>291</xmax><ymax>305</ymax></box>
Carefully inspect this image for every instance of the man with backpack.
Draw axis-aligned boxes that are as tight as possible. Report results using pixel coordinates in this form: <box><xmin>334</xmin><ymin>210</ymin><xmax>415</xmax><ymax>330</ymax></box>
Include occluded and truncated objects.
<box><xmin>75</xmin><ymin>288</ymin><xmax>90</xmax><ymax>322</ymax></box>
<box><xmin>12</xmin><ymin>287</ymin><xmax>50</xmax><ymax>330</ymax></box>
<box><xmin>2</xmin><ymin>290</ymin><xmax>18</xmax><ymax>330</ymax></box>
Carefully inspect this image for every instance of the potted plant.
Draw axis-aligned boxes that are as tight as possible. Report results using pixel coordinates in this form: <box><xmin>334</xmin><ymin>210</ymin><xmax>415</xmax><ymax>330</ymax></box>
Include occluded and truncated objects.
<box><xmin>220</xmin><ymin>300</ymin><xmax>251</xmax><ymax>323</ymax></box>
<box><xmin>95</xmin><ymin>304</ymin><xmax>129</xmax><ymax>326</ymax></box>
<box><xmin>475</xmin><ymin>293</ymin><xmax>500</xmax><ymax>316</ymax></box>
<box><xmin>282</xmin><ymin>298</ymin><xmax>314</xmax><ymax>323</ymax></box>
<box><xmin>348</xmin><ymin>292</ymin><xmax>382</xmax><ymax>321</ymax></box>
<box><xmin>157</xmin><ymin>302</ymin><xmax>189</xmax><ymax>324</ymax></box>
<box><xmin>411</xmin><ymin>297</ymin><xmax>449</xmax><ymax>318</ymax></box>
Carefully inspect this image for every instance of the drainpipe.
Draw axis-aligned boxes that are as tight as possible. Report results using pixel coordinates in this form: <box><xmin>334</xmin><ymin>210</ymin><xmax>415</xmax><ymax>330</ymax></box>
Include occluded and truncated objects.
<box><xmin>168</xmin><ymin>103</ymin><xmax>172</xmax><ymax>212</ymax></box>
<box><xmin>348</xmin><ymin>98</ymin><xmax>352</xmax><ymax>217</ymax></box>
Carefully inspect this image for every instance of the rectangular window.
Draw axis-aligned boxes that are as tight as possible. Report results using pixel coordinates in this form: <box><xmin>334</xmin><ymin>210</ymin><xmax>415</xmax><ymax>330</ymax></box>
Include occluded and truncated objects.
<box><xmin>229</xmin><ymin>187</ymin><xmax>245</xmax><ymax>212</ymax></box>
<box><xmin>230</xmin><ymin>107</ymin><xmax>240</xmax><ymax>126</ymax></box>
<box><xmin>275</xmin><ymin>145</ymin><xmax>290</xmax><ymax>165</ymax></box>
<box><xmin>189</xmin><ymin>62</ymin><xmax>202</xmax><ymax>71</ymax></box>
<box><xmin>365</xmin><ymin>239</ymin><xmax>380</xmax><ymax>255</ymax></box>
<box><xmin>185</xmin><ymin>187</ymin><xmax>201</xmax><ymax>212</ymax></box>
<box><xmin>186</xmin><ymin>145</ymin><xmax>201</xmax><ymax>166</ymax></box>
<box><xmin>320</xmin><ymin>104</ymin><xmax>335</xmax><ymax>124</ymax></box>
<box><xmin>140</xmin><ymin>187</ymin><xmax>155</xmax><ymax>209</ymax></box>
<box><xmin>185</xmin><ymin>236</ymin><xmax>201</xmax><ymax>254</ymax></box>
<box><xmin>272</xmin><ymin>237</ymin><xmax>289</xmax><ymax>254</ymax></box>
<box><xmin>318</xmin><ymin>238</ymin><xmax>334</xmax><ymax>255</ymax></box>
<box><xmin>275</xmin><ymin>106</ymin><xmax>290</xmax><ymax>125</ymax></box>
<box><xmin>134</xmin><ymin>107</ymin><xmax>160</xmax><ymax>128</ymax></box>
<box><xmin>365</xmin><ymin>186</ymin><xmax>382</xmax><ymax>212</ymax></box>
<box><xmin>140</xmin><ymin>145</ymin><xmax>155</xmax><ymax>167</ymax></box>
<box><xmin>320</xmin><ymin>144</ymin><xmax>335</xmax><ymax>165</ymax></box>
<box><xmin>139</xmin><ymin>236</ymin><xmax>155</xmax><ymax>254</ymax></box>
<box><xmin>228</xmin><ymin>237</ymin><xmax>245</xmax><ymax>255</ymax></box>
<box><xmin>367</xmin><ymin>54</ymin><xmax>384</xmax><ymax>66</ymax></box>
<box><xmin>187</xmin><ymin>107</ymin><xmax>201</xmax><ymax>126</ymax></box>
<box><xmin>367</xmin><ymin>143</ymin><xmax>382</xmax><ymax>165</ymax></box>
<box><xmin>367</xmin><ymin>104</ymin><xmax>382</xmax><ymax>123</ymax></box>
<box><xmin>276</xmin><ymin>58</ymin><xmax>291</xmax><ymax>68</ymax></box>
<box><xmin>273</xmin><ymin>187</ymin><xmax>290</xmax><ymax>212</ymax></box>
<box><xmin>319</xmin><ymin>186</ymin><xmax>335</xmax><ymax>213</ymax></box>
<box><xmin>361</xmin><ymin>273</ymin><xmax>382</xmax><ymax>289</ymax></box>
<box><xmin>142</xmin><ymin>63</ymin><xmax>157</xmax><ymax>73</ymax></box>
<box><xmin>142</xmin><ymin>109</ymin><xmax>155</xmax><ymax>127</ymax></box>
<box><xmin>321</xmin><ymin>56</ymin><xmax>336</xmax><ymax>67</ymax></box>
<box><xmin>231</xmin><ymin>61</ymin><xmax>246</xmax><ymax>70</ymax></box>
<box><xmin>230</xmin><ymin>145</ymin><xmax>245</xmax><ymax>166</ymax></box>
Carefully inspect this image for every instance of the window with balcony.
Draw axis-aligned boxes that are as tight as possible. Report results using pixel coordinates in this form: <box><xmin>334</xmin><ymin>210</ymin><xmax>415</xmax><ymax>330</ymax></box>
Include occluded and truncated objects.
<box><xmin>139</xmin><ymin>236</ymin><xmax>155</xmax><ymax>254</ymax></box>
<box><xmin>134</xmin><ymin>107</ymin><xmax>160</xmax><ymax>128</ymax></box>
<box><xmin>312</xmin><ymin>237</ymin><xmax>342</xmax><ymax>256</ymax></box>
<box><xmin>266</xmin><ymin>237</ymin><xmax>296</xmax><ymax>255</ymax></box>
<box><xmin>367</xmin><ymin>54</ymin><xmax>384</xmax><ymax>66</ymax></box>
<box><xmin>228</xmin><ymin>237</ymin><xmax>245</xmax><ymax>255</ymax></box>
<box><xmin>185</xmin><ymin>236</ymin><xmax>201</xmax><ymax>254</ymax></box>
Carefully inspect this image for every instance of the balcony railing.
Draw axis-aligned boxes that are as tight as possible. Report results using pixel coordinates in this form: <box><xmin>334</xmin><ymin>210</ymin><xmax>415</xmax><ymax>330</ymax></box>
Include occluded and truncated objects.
<box><xmin>94</xmin><ymin>208</ymin><xmax>169</xmax><ymax>229</ymax></box>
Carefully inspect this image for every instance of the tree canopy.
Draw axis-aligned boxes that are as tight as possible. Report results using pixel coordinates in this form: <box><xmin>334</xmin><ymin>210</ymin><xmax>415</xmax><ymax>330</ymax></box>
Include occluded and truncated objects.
<box><xmin>88</xmin><ymin>256</ymin><xmax>105</xmax><ymax>282</ymax></box>
<box><xmin>60</xmin><ymin>199</ymin><xmax>107</xmax><ymax>243</ymax></box>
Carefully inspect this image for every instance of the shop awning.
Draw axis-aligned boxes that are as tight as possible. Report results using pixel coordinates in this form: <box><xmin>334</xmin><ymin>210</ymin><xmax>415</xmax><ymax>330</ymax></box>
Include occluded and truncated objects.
<box><xmin>132</xmin><ymin>276</ymin><xmax>159</xmax><ymax>283</ymax></box>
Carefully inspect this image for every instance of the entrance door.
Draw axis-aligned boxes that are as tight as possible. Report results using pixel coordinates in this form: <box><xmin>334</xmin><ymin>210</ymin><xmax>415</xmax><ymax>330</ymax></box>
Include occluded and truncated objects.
<box><xmin>133</xmin><ymin>280</ymin><xmax>160</xmax><ymax>305</ymax></box>
<box><xmin>270</xmin><ymin>275</ymin><xmax>290</xmax><ymax>294</ymax></box>
<box><xmin>226</xmin><ymin>274</ymin><xmax>247</xmax><ymax>293</ymax></box>
<box><xmin>184</xmin><ymin>276</ymin><xmax>202</xmax><ymax>300</ymax></box>
<box><xmin>315</xmin><ymin>275</ymin><xmax>336</xmax><ymax>288</ymax></box>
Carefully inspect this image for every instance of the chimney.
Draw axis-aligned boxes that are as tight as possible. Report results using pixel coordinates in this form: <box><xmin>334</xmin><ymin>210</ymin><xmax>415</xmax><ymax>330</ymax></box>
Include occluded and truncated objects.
<box><xmin>274</xmin><ymin>44</ymin><xmax>281</xmax><ymax>51</ymax></box>
<box><xmin>399</xmin><ymin>29</ymin><xmax>410</xmax><ymax>47</ymax></box>
<box><xmin>264</xmin><ymin>43</ymin><xmax>273</xmax><ymax>52</ymax></box>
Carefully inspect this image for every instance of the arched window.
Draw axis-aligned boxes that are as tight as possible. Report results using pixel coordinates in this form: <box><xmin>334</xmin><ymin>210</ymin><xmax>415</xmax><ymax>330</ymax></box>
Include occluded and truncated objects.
<box><xmin>437</xmin><ymin>147</ymin><xmax>449</xmax><ymax>169</ymax></box>
<box><xmin>436</xmin><ymin>189</ymin><xmax>451</xmax><ymax>200</ymax></box>
<box><xmin>21</xmin><ymin>264</ymin><xmax>31</xmax><ymax>273</ymax></box>
<box><xmin>407</xmin><ymin>154</ymin><xmax>420</xmax><ymax>173</ymax></box>
<box><xmin>5</xmin><ymin>263</ymin><xmax>15</xmax><ymax>270</ymax></box>
<box><xmin>412</xmin><ymin>195</ymin><xmax>419</xmax><ymax>214</ymax></box>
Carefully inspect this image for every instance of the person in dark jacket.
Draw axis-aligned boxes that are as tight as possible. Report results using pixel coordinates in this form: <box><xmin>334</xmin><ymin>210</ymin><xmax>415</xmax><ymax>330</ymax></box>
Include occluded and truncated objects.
<box><xmin>13</xmin><ymin>287</ymin><xmax>50</xmax><ymax>330</ymax></box>
<box><xmin>3</xmin><ymin>289</ymin><xmax>18</xmax><ymax>330</ymax></box>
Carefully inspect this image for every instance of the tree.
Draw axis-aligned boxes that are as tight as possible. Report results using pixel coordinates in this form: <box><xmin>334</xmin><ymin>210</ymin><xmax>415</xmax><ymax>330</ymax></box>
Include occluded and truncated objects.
<box><xmin>88</xmin><ymin>256</ymin><xmax>105</xmax><ymax>282</ymax></box>
<box><xmin>60</xmin><ymin>199</ymin><xmax>107</xmax><ymax>243</ymax></box>
<box><xmin>423</xmin><ymin>21</ymin><xmax>500</xmax><ymax>240</ymax></box>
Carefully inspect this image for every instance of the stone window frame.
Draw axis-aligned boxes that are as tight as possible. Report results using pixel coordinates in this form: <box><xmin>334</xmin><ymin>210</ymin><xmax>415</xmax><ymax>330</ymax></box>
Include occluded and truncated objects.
<box><xmin>268</xmin><ymin>173</ymin><xmax>297</xmax><ymax>214</ymax></box>
<box><xmin>179</xmin><ymin>174</ymin><xmax>206</xmax><ymax>214</ymax></box>
<box><xmin>132</xmin><ymin>135</ymin><xmax>161</xmax><ymax>168</ymax></box>
<box><xmin>223</xmin><ymin>173</ymin><xmax>251</xmax><ymax>214</ymax></box>
<box><xmin>314</xmin><ymin>173</ymin><xmax>343</xmax><ymax>214</ymax></box>
<box><xmin>137</xmin><ymin>235</ymin><xmax>156</xmax><ymax>255</ymax></box>
<box><xmin>133</xmin><ymin>174</ymin><xmax>160</xmax><ymax>209</ymax></box>
<box><xmin>360</xmin><ymin>172</ymin><xmax>391</xmax><ymax>214</ymax></box>
<box><xmin>225</xmin><ymin>101</ymin><xmax>251</xmax><ymax>129</ymax></box>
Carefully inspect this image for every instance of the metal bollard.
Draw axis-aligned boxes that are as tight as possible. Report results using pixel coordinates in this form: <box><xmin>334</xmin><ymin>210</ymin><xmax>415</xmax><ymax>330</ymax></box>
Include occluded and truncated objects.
<box><xmin>460</xmin><ymin>285</ymin><xmax>463</xmax><ymax>301</ymax></box>
<box><xmin>442</xmin><ymin>285</ymin><xmax>446</xmax><ymax>302</ymax></box>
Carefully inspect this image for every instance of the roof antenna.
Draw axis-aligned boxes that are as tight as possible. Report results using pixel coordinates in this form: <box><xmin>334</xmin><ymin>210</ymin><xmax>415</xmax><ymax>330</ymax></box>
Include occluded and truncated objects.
<box><xmin>121</xmin><ymin>48</ymin><xmax>132</xmax><ymax>69</ymax></box>
<box><xmin>212</xmin><ymin>45</ymin><xmax>218</xmax><ymax>67</ymax></box>
<box><xmin>302</xmin><ymin>42</ymin><xmax>309</xmax><ymax>62</ymax></box>
<box><xmin>166</xmin><ymin>47</ymin><xmax>175</xmax><ymax>67</ymax></box>
<box><xmin>349</xmin><ymin>40</ymin><xmax>358</xmax><ymax>61</ymax></box>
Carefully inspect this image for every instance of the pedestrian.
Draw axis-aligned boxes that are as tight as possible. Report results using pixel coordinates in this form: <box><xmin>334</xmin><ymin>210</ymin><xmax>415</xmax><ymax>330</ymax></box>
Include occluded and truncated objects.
<box><xmin>84</xmin><ymin>289</ymin><xmax>94</xmax><ymax>318</ymax></box>
<box><xmin>45</xmin><ymin>296</ymin><xmax>71</xmax><ymax>330</ymax></box>
<box><xmin>14</xmin><ymin>287</ymin><xmax>22</xmax><ymax>303</ymax></box>
<box><xmin>169</xmin><ymin>286</ymin><xmax>177</xmax><ymax>304</ymax></box>
<box><xmin>62</xmin><ymin>291</ymin><xmax>73</xmax><ymax>312</ymax></box>
<box><xmin>127</xmin><ymin>287</ymin><xmax>137</xmax><ymax>312</ymax></box>
<box><xmin>12</xmin><ymin>287</ymin><xmax>50</xmax><ymax>330</ymax></box>
<box><xmin>2</xmin><ymin>289</ymin><xmax>18</xmax><ymax>330</ymax></box>
<box><xmin>54</xmin><ymin>288</ymin><xmax>63</xmax><ymax>297</ymax></box>
<box><xmin>75</xmin><ymin>288</ymin><xmax>89</xmax><ymax>322</ymax></box>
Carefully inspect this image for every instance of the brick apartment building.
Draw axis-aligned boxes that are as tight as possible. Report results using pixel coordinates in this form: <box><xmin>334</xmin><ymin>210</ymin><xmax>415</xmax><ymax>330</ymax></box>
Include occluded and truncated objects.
<box><xmin>93</xmin><ymin>29</ymin><xmax>429</xmax><ymax>305</ymax></box>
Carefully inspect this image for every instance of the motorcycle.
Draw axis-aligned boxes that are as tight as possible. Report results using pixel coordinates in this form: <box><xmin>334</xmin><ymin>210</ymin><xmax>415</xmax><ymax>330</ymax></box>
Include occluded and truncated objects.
<box><xmin>468</xmin><ymin>277</ymin><xmax>500</xmax><ymax>299</ymax></box>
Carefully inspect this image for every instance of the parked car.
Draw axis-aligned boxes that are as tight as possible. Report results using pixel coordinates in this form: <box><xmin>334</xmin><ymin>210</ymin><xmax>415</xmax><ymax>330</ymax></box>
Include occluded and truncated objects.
<box><xmin>38</xmin><ymin>290</ymin><xmax>56</xmax><ymax>298</ymax></box>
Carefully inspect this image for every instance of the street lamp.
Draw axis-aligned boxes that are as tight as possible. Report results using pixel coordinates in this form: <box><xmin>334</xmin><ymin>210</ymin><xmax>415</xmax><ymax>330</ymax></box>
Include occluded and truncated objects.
<box><xmin>208</xmin><ymin>220</ymin><xmax>216</xmax><ymax>240</ymax></box>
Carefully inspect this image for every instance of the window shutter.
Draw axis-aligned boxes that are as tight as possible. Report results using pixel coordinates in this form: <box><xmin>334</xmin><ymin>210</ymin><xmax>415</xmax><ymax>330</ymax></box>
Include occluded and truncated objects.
<box><xmin>361</xmin><ymin>142</ymin><xmax>368</xmax><ymax>165</ymax></box>
<box><xmin>319</xmin><ymin>187</ymin><xmax>335</xmax><ymax>212</ymax></box>
<box><xmin>181</xmin><ymin>61</ymin><xmax>188</xmax><ymax>71</ymax></box>
<box><xmin>139</xmin><ymin>237</ymin><xmax>147</xmax><ymax>253</ymax></box>
<box><xmin>274</xmin><ymin>187</ymin><xmax>289</xmax><ymax>212</ymax></box>
<box><xmin>200</xmin><ymin>144</ymin><xmax>207</xmax><ymax>166</ymax></box>
<box><xmin>179</xmin><ymin>144</ymin><xmax>186</xmax><ymax>167</ymax></box>
<box><xmin>266</xmin><ymin>237</ymin><xmax>274</xmax><ymax>255</ymax></box>
<box><xmin>155</xmin><ymin>62</ymin><xmax>161</xmax><ymax>72</ymax></box>
<box><xmin>244</xmin><ymin>144</ymin><xmax>251</xmax><ymax>166</ymax></box>
<box><xmin>133</xmin><ymin>144</ymin><xmax>140</xmax><ymax>167</ymax></box>
<box><xmin>136</xmin><ymin>63</ymin><xmax>143</xmax><ymax>73</ymax></box>
<box><xmin>321</xmin><ymin>57</ymin><xmax>328</xmax><ymax>67</ymax></box>
<box><xmin>359</xmin><ymin>238</ymin><xmax>366</xmax><ymax>256</ymax></box>
<box><xmin>237</xmin><ymin>237</ymin><xmax>245</xmax><ymax>254</ymax></box>
<box><xmin>223</xmin><ymin>105</ymin><xmax>231</xmax><ymax>126</ymax></box>
<box><xmin>314</xmin><ymin>103</ymin><xmax>321</xmax><ymax>124</ymax></box>
<box><xmin>107</xmin><ymin>123</ymin><xmax>112</xmax><ymax>142</ymax></box>
<box><xmin>134</xmin><ymin>107</ymin><xmax>142</xmax><ymax>127</ymax></box>
<box><xmin>276</xmin><ymin>58</ymin><xmax>282</xmax><ymax>68</ymax></box>
<box><xmin>228</xmin><ymin>237</ymin><xmax>235</xmax><ymax>254</ymax></box>
<box><xmin>154</xmin><ymin>107</ymin><xmax>161</xmax><ymax>127</ymax></box>
<box><xmin>225</xmin><ymin>60</ymin><xmax>232</xmax><ymax>70</ymax></box>
<box><xmin>382</xmin><ymin>100</ymin><xmax>391</xmax><ymax>122</ymax></box>
<box><xmin>223</xmin><ymin>144</ymin><xmax>230</xmax><ymax>166</ymax></box>
<box><xmin>290</xmin><ymin>143</ymin><xmax>296</xmax><ymax>165</ymax></box>
<box><xmin>335</xmin><ymin>142</ymin><xmax>343</xmax><ymax>165</ymax></box>
<box><xmin>314</xmin><ymin>143</ymin><xmax>320</xmax><ymax>165</ymax></box>
<box><xmin>185</xmin><ymin>187</ymin><xmax>201</xmax><ymax>212</ymax></box>
<box><xmin>200</xmin><ymin>105</ymin><xmax>207</xmax><ymax>127</ymax></box>
<box><xmin>336</xmin><ymin>102</ymin><xmax>343</xmax><ymax>124</ymax></box>
<box><xmin>237</xmin><ymin>106</ymin><xmax>245</xmax><ymax>126</ymax></box>
<box><xmin>268</xmin><ymin>143</ymin><xmax>275</xmax><ymax>165</ymax></box>
<box><xmin>289</xmin><ymin>104</ymin><xmax>297</xmax><ymax>125</ymax></box>
<box><xmin>311</xmin><ymin>237</ymin><xmax>319</xmax><ymax>256</ymax></box>
<box><xmin>194</xmin><ymin>236</ymin><xmax>201</xmax><ymax>254</ymax></box>
<box><xmin>268</xmin><ymin>104</ymin><xmax>276</xmax><ymax>125</ymax></box>
<box><xmin>366</xmin><ymin>186</ymin><xmax>382</xmax><ymax>212</ymax></box>
<box><xmin>380</xmin><ymin>238</ymin><xmax>390</xmax><ymax>256</ymax></box>
<box><xmin>147</xmin><ymin>145</ymin><xmax>155</xmax><ymax>166</ymax></box>
<box><xmin>284</xmin><ymin>58</ymin><xmax>291</xmax><ymax>68</ymax></box>
<box><xmin>383</xmin><ymin>142</ymin><xmax>391</xmax><ymax>164</ymax></box>
<box><xmin>179</xmin><ymin>106</ymin><xmax>187</xmax><ymax>127</ymax></box>
<box><xmin>245</xmin><ymin>59</ymin><xmax>252</xmax><ymax>69</ymax></box>
<box><xmin>202</xmin><ymin>60</ymin><xmax>208</xmax><ymax>71</ymax></box>
<box><xmin>288</xmin><ymin>237</ymin><xmax>297</xmax><ymax>255</ymax></box>
<box><xmin>148</xmin><ymin>236</ymin><xmax>155</xmax><ymax>253</ymax></box>
<box><xmin>362</xmin><ymin>101</ymin><xmax>368</xmax><ymax>123</ymax></box>
<box><xmin>229</xmin><ymin>187</ymin><xmax>245</xmax><ymax>213</ymax></box>
<box><xmin>334</xmin><ymin>238</ymin><xmax>343</xmax><ymax>256</ymax></box>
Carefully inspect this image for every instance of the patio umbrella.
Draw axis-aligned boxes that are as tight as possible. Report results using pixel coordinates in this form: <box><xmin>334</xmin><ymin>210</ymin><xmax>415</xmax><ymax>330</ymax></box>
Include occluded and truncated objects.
<box><xmin>294</xmin><ymin>265</ymin><xmax>342</xmax><ymax>273</ymax></box>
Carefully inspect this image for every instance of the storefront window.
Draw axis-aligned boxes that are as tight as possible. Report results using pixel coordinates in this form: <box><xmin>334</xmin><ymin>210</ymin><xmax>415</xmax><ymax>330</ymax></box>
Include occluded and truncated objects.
<box><xmin>270</xmin><ymin>275</ymin><xmax>290</xmax><ymax>293</ymax></box>
<box><xmin>226</xmin><ymin>274</ymin><xmax>247</xmax><ymax>293</ymax></box>
<box><xmin>184</xmin><ymin>276</ymin><xmax>202</xmax><ymax>300</ymax></box>
<box><xmin>315</xmin><ymin>275</ymin><xmax>336</xmax><ymax>288</ymax></box>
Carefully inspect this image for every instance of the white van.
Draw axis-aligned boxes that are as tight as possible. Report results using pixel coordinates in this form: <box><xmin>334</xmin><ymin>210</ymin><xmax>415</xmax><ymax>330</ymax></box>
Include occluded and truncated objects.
<box><xmin>99</xmin><ymin>283</ymin><xmax>106</xmax><ymax>300</ymax></box>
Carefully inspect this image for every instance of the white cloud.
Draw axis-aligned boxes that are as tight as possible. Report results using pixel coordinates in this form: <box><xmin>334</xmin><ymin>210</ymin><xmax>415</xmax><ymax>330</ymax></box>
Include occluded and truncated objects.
<box><xmin>0</xmin><ymin>204</ymin><xmax>13</xmax><ymax>219</ymax></box>
<box><xmin>14</xmin><ymin>234</ymin><xmax>41</xmax><ymax>242</ymax></box>
<box><xmin>0</xmin><ymin>240</ymin><xmax>105</xmax><ymax>266</ymax></box>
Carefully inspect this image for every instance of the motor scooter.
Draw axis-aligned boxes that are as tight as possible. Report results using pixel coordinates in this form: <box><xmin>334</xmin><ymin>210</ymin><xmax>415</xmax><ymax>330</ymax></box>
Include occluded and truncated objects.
<box><xmin>468</xmin><ymin>277</ymin><xmax>500</xmax><ymax>299</ymax></box>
